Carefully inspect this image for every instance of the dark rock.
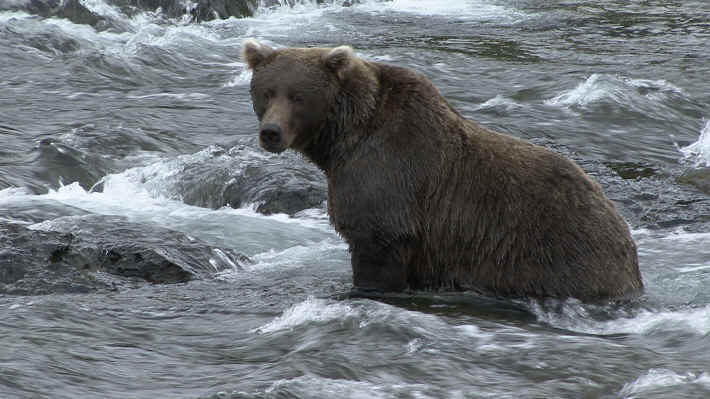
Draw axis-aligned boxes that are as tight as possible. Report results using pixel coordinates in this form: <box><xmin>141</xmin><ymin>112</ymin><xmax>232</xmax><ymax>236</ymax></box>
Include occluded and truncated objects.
<box><xmin>0</xmin><ymin>0</ymin><xmax>62</xmax><ymax>17</ymax></box>
<box><xmin>0</xmin><ymin>223</ymin><xmax>109</xmax><ymax>295</ymax></box>
<box><xmin>0</xmin><ymin>0</ymin><xmax>106</xmax><ymax>27</ymax></box>
<box><xmin>221</xmin><ymin>162</ymin><xmax>326</xmax><ymax>215</ymax></box>
<box><xmin>259</xmin><ymin>0</ymin><xmax>359</xmax><ymax>10</ymax></box>
<box><xmin>1</xmin><ymin>0</ymin><xmax>259</xmax><ymax>26</ymax></box>
<box><xmin>0</xmin><ymin>216</ymin><xmax>250</xmax><ymax>296</ymax></box>
<box><xmin>109</xmin><ymin>0</ymin><xmax>197</xmax><ymax>19</ymax></box>
<box><xmin>154</xmin><ymin>143</ymin><xmax>327</xmax><ymax>216</ymax></box>
<box><xmin>187</xmin><ymin>0</ymin><xmax>259</xmax><ymax>22</ymax></box>
<box><xmin>108</xmin><ymin>0</ymin><xmax>260</xmax><ymax>22</ymax></box>
<box><xmin>57</xmin><ymin>0</ymin><xmax>104</xmax><ymax>26</ymax></box>
<box><xmin>33</xmin><ymin>138</ymin><xmax>115</xmax><ymax>191</ymax></box>
<box><xmin>605</xmin><ymin>161</ymin><xmax>658</xmax><ymax>180</ymax></box>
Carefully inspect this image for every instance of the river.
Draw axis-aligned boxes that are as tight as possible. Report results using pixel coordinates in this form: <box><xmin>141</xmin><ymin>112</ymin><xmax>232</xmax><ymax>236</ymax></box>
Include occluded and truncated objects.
<box><xmin>1</xmin><ymin>1</ymin><xmax>710</xmax><ymax>398</ymax></box>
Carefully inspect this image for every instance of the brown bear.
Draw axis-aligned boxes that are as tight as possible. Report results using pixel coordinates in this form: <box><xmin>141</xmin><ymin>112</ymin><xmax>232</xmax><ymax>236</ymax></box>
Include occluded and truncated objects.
<box><xmin>241</xmin><ymin>39</ymin><xmax>644</xmax><ymax>302</ymax></box>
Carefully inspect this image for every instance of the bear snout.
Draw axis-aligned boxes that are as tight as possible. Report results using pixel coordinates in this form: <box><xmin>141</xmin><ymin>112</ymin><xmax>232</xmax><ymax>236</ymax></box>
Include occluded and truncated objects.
<box><xmin>259</xmin><ymin>123</ymin><xmax>284</xmax><ymax>152</ymax></box>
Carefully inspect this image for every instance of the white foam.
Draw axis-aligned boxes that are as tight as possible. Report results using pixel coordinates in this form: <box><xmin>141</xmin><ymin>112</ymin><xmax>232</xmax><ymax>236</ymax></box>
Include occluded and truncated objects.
<box><xmin>223</xmin><ymin>67</ymin><xmax>252</xmax><ymax>87</ymax></box>
<box><xmin>245</xmin><ymin>0</ymin><xmax>333</xmax><ymax>37</ymax></box>
<box><xmin>23</xmin><ymin>2</ymin><xmax>223</xmax><ymax>62</ymax></box>
<box><xmin>660</xmin><ymin>230</ymin><xmax>710</xmax><ymax>243</ymax></box>
<box><xmin>232</xmin><ymin>238</ymin><xmax>346</xmax><ymax>274</ymax></box>
<box><xmin>40</xmin><ymin>148</ymin><xmax>199</xmax><ymax>210</ymax></box>
<box><xmin>474</xmin><ymin>95</ymin><xmax>521</xmax><ymax>111</ymax></box>
<box><xmin>532</xmin><ymin>301</ymin><xmax>710</xmax><ymax>336</ymax></box>
<box><xmin>121</xmin><ymin>22</ymin><xmax>220</xmax><ymax>56</ymax></box>
<box><xmin>357</xmin><ymin>0</ymin><xmax>526</xmax><ymax>22</ymax></box>
<box><xmin>545</xmin><ymin>74</ymin><xmax>684</xmax><ymax>108</ymax></box>
<box><xmin>619</xmin><ymin>369</ymin><xmax>710</xmax><ymax>397</ymax></box>
<box><xmin>679</xmin><ymin>120</ymin><xmax>710</xmax><ymax>168</ymax></box>
<box><xmin>228</xmin><ymin>204</ymin><xmax>331</xmax><ymax>232</ymax></box>
<box><xmin>625</xmin><ymin>77</ymin><xmax>684</xmax><ymax>95</ymax></box>
<box><xmin>0</xmin><ymin>186</ymin><xmax>33</xmax><ymax>202</ymax></box>
<box><xmin>545</xmin><ymin>74</ymin><xmax>613</xmax><ymax>107</ymax></box>
<box><xmin>125</xmin><ymin>92</ymin><xmax>210</xmax><ymax>100</ymax></box>
<box><xmin>0</xmin><ymin>0</ymin><xmax>31</xmax><ymax>6</ymax></box>
<box><xmin>0</xmin><ymin>10</ymin><xmax>32</xmax><ymax>22</ymax></box>
<box><xmin>77</xmin><ymin>0</ymin><xmax>126</xmax><ymax>22</ymax></box>
<box><xmin>253</xmin><ymin>296</ymin><xmax>358</xmax><ymax>334</ymax></box>
<box><xmin>676</xmin><ymin>264</ymin><xmax>710</xmax><ymax>273</ymax></box>
<box><xmin>368</xmin><ymin>54</ymin><xmax>396</xmax><ymax>62</ymax></box>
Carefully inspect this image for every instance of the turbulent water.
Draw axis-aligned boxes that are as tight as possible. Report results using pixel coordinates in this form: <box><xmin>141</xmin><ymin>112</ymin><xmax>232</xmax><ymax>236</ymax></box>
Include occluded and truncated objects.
<box><xmin>2</xmin><ymin>0</ymin><xmax>710</xmax><ymax>398</ymax></box>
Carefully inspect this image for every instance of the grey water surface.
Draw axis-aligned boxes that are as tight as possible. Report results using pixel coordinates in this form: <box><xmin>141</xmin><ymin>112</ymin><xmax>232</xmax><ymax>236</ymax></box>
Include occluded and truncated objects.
<box><xmin>2</xmin><ymin>1</ymin><xmax>710</xmax><ymax>398</ymax></box>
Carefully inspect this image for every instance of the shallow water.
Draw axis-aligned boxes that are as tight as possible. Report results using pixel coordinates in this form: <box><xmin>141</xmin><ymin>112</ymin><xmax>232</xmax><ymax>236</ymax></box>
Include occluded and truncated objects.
<box><xmin>1</xmin><ymin>1</ymin><xmax>710</xmax><ymax>398</ymax></box>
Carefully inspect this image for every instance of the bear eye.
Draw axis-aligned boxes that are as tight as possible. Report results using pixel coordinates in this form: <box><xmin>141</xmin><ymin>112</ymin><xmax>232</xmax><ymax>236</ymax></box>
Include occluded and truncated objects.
<box><xmin>288</xmin><ymin>92</ymin><xmax>304</xmax><ymax>103</ymax></box>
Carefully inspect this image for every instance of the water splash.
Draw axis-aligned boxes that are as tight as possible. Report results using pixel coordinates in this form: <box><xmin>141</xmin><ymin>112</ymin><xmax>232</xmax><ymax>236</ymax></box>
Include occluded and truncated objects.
<box><xmin>474</xmin><ymin>94</ymin><xmax>522</xmax><ymax>112</ymax></box>
<box><xmin>253</xmin><ymin>296</ymin><xmax>358</xmax><ymax>333</ymax></box>
<box><xmin>679</xmin><ymin>120</ymin><xmax>710</xmax><ymax>168</ymax></box>
<box><xmin>545</xmin><ymin>73</ymin><xmax>684</xmax><ymax>108</ymax></box>
<box><xmin>223</xmin><ymin>66</ymin><xmax>252</xmax><ymax>87</ymax></box>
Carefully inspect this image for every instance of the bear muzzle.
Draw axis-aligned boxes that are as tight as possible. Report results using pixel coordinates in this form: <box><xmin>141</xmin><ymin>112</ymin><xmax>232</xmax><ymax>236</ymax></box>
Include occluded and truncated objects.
<box><xmin>259</xmin><ymin>123</ymin><xmax>285</xmax><ymax>153</ymax></box>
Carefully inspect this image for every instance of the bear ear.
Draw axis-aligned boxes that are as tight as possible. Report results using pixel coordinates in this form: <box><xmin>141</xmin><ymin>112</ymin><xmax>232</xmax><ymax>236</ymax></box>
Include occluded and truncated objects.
<box><xmin>241</xmin><ymin>38</ymin><xmax>274</xmax><ymax>69</ymax></box>
<box><xmin>323</xmin><ymin>45</ymin><xmax>355</xmax><ymax>79</ymax></box>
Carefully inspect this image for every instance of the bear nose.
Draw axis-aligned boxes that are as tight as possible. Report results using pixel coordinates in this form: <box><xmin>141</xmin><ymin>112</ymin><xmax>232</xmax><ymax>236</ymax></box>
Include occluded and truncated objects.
<box><xmin>260</xmin><ymin>123</ymin><xmax>282</xmax><ymax>146</ymax></box>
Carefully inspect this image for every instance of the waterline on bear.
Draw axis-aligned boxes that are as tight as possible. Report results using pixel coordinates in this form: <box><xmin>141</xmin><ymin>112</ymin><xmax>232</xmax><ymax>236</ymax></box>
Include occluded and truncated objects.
<box><xmin>241</xmin><ymin>38</ymin><xmax>644</xmax><ymax>303</ymax></box>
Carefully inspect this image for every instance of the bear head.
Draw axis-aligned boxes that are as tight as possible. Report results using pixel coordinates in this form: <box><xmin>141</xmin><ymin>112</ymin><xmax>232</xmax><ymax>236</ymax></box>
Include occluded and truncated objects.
<box><xmin>241</xmin><ymin>39</ymin><xmax>376</xmax><ymax>155</ymax></box>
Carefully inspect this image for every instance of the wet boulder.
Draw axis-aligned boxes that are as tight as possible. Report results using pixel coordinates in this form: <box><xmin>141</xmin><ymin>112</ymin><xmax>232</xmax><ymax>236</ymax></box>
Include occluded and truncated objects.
<box><xmin>134</xmin><ymin>144</ymin><xmax>327</xmax><ymax>216</ymax></box>
<box><xmin>0</xmin><ymin>0</ymin><xmax>62</xmax><ymax>17</ymax></box>
<box><xmin>33</xmin><ymin>138</ymin><xmax>115</xmax><ymax>192</ymax></box>
<box><xmin>187</xmin><ymin>0</ymin><xmax>259</xmax><ymax>22</ymax></box>
<box><xmin>1</xmin><ymin>0</ymin><xmax>104</xmax><ymax>26</ymax></box>
<box><xmin>221</xmin><ymin>161</ymin><xmax>326</xmax><ymax>216</ymax></box>
<box><xmin>1</xmin><ymin>0</ymin><xmax>260</xmax><ymax>26</ymax></box>
<box><xmin>0</xmin><ymin>216</ymin><xmax>249</xmax><ymax>296</ymax></box>
<box><xmin>1</xmin><ymin>223</ymin><xmax>110</xmax><ymax>295</ymax></box>
<box><xmin>1</xmin><ymin>0</ymin><xmax>129</xmax><ymax>31</ymax></box>
<box><xmin>109</xmin><ymin>0</ymin><xmax>258</xmax><ymax>21</ymax></box>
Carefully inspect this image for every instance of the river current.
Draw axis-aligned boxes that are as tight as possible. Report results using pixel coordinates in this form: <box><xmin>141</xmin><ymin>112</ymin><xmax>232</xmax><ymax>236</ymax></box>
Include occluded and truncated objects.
<box><xmin>1</xmin><ymin>1</ymin><xmax>710</xmax><ymax>398</ymax></box>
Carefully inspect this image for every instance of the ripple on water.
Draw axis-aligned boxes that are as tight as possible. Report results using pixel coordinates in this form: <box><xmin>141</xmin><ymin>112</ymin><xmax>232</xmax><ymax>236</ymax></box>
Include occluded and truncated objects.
<box><xmin>619</xmin><ymin>369</ymin><xmax>710</xmax><ymax>398</ymax></box>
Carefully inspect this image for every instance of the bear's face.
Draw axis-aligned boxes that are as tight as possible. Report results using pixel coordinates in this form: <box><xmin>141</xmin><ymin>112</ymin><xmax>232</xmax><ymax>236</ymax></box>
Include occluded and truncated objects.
<box><xmin>242</xmin><ymin>39</ymin><xmax>356</xmax><ymax>154</ymax></box>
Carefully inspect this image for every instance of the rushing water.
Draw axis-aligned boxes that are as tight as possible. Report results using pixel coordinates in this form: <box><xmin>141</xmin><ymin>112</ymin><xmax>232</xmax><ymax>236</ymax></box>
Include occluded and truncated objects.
<box><xmin>2</xmin><ymin>1</ymin><xmax>710</xmax><ymax>398</ymax></box>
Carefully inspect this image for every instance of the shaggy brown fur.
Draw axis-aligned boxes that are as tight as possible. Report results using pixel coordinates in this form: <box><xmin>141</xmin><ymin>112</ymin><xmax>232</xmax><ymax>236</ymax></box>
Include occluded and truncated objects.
<box><xmin>242</xmin><ymin>39</ymin><xmax>643</xmax><ymax>302</ymax></box>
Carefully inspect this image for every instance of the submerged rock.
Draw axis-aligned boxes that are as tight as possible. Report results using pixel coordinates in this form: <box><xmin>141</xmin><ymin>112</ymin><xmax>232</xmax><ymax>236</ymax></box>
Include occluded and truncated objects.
<box><xmin>0</xmin><ymin>216</ymin><xmax>249</xmax><ymax>296</ymax></box>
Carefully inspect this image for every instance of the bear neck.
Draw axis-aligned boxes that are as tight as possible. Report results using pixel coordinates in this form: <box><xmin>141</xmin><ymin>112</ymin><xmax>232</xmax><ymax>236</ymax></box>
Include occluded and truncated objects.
<box><xmin>301</xmin><ymin>62</ymin><xmax>381</xmax><ymax>174</ymax></box>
